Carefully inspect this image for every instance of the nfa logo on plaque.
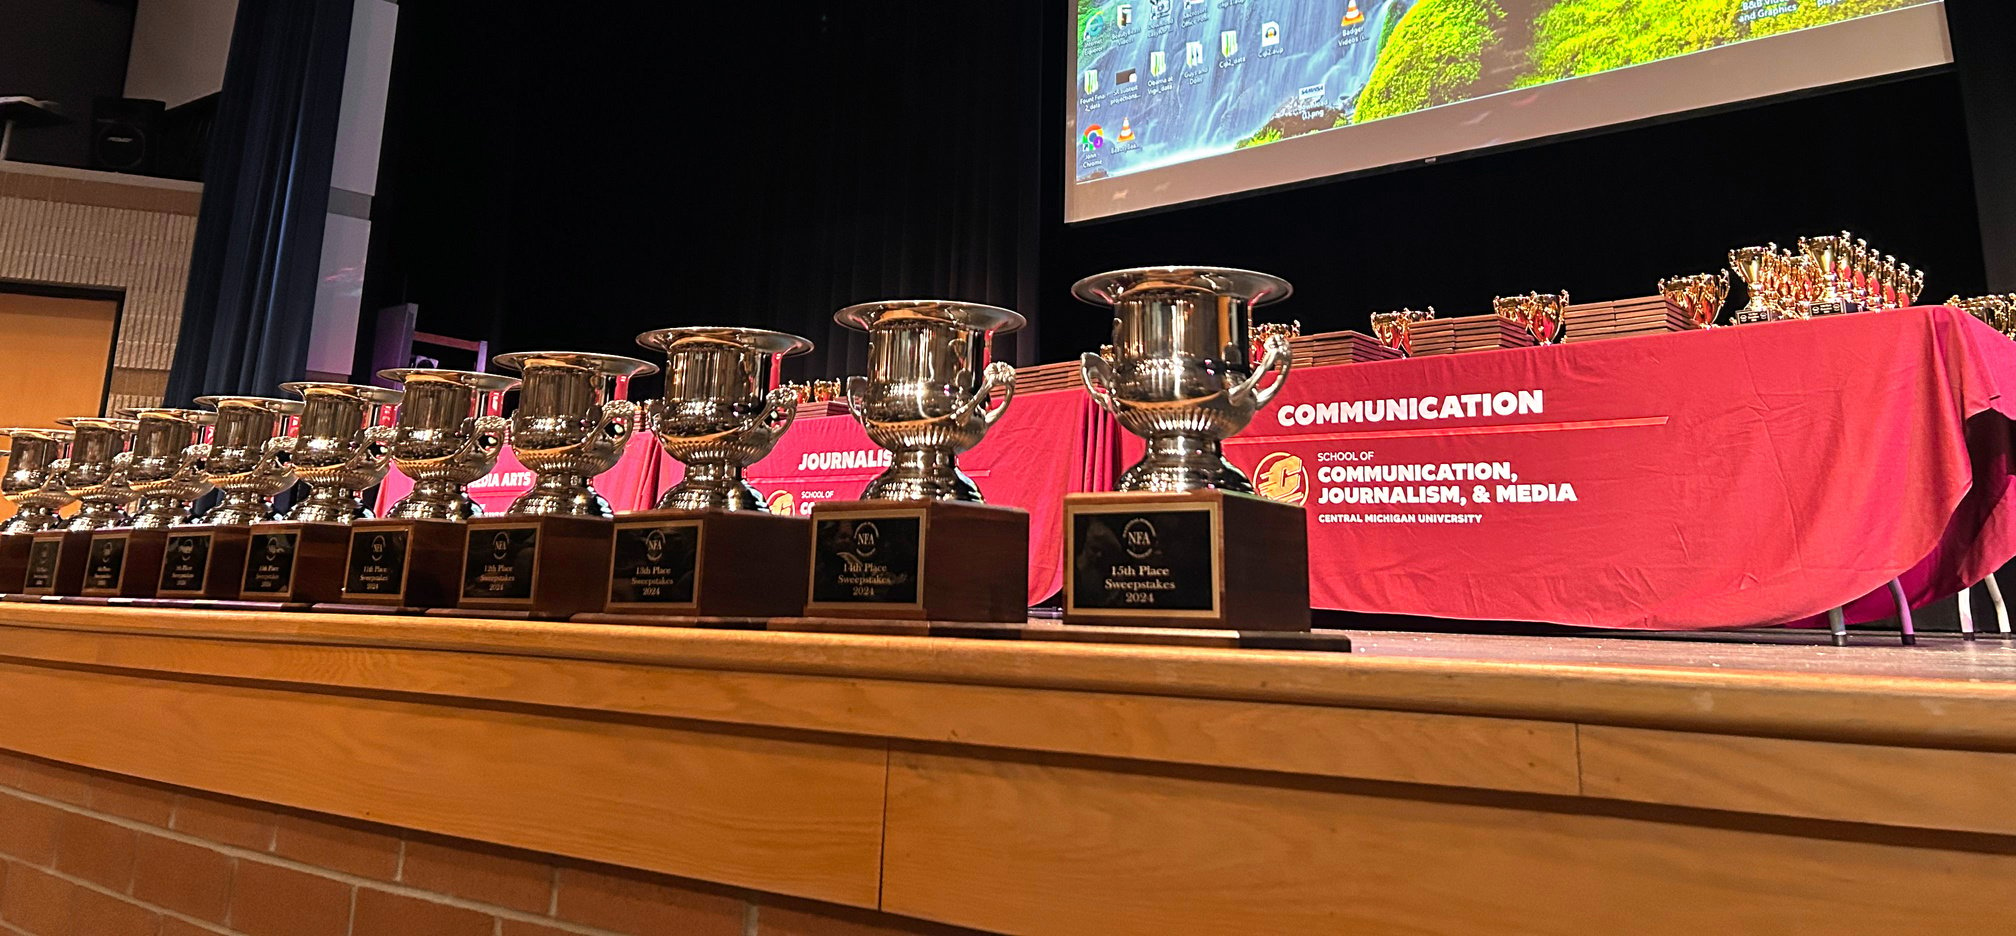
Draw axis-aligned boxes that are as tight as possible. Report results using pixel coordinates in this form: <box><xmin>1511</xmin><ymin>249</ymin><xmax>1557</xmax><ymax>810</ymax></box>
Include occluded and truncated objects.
<box><xmin>643</xmin><ymin>528</ymin><xmax>667</xmax><ymax>562</ymax></box>
<box><xmin>1122</xmin><ymin>517</ymin><xmax>1157</xmax><ymax>559</ymax></box>
<box><xmin>1254</xmin><ymin>452</ymin><xmax>1308</xmax><ymax>506</ymax></box>
<box><xmin>490</xmin><ymin>531</ymin><xmax>512</xmax><ymax>559</ymax></box>
<box><xmin>851</xmin><ymin>521</ymin><xmax>880</xmax><ymax>559</ymax></box>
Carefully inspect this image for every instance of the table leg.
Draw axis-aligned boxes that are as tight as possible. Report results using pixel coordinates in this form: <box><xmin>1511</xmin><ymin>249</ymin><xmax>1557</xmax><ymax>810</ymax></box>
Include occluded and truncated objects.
<box><xmin>1985</xmin><ymin>572</ymin><xmax>2011</xmax><ymax>635</ymax></box>
<box><xmin>1888</xmin><ymin>578</ymin><xmax>1915</xmax><ymax>647</ymax></box>
<box><xmin>1828</xmin><ymin>607</ymin><xmax>1847</xmax><ymax>647</ymax></box>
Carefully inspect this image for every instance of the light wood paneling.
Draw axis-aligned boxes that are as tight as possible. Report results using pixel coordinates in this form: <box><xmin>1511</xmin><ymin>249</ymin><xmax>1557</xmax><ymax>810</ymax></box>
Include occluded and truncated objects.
<box><xmin>881</xmin><ymin>749</ymin><xmax>2016</xmax><ymax>936</ymax></box>
<box><xmin>0</xmin><ymin>621</ymin><xmax>1578</xmax><ymax>795</ymax></box>
<box><xmin>0</xmin><ymin>291</ymin><xmax>118</xmax><ymax>427</ymax></box>
<box><xmin>1580</xmin><ymin>724</ymin><xmax>2016</xmax><ymax>835</ymax></box>
<box><xmin>6</xmin><ymin>603</ymin><xmax>2016</xmax><ymax>751</ymax></box>
<box><xmin>0</xmin><ymin>660</ymin><xmax>887</xmax><ymax>908</ymax></box>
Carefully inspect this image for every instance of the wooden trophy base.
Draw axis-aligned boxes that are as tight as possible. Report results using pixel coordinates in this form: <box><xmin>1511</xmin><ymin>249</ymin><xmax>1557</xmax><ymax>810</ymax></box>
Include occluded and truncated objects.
<box><xmin>146</xmin><ymin>525</ymin><xmax>254</xmax><ymax>605</ymax></box>
<box><xmin>0</xmin><ymin>533</ymin><xmax>32</xmax><ymax>594</ymax></box>
<box><xmin>328</xmin><ymin>517</ymin><xmax>465</xmax><ymax>612</ymax></box>
<box><xmin>20</xmin><ymin>530</ymin><xmax>92</xmax><ymax>597</ymax></box>
<box><xmin>79</xmin><ymin>528</ymin><xmax>168</xmax><ymax>599</ymax></box>
<box><xmin>575</xmin><ymin>508</ymin><xmax>811</xmax><ymax>623</ymax></box>
<box><xmin>1063</xmin><ymin>490</ymin><xmax>1310</xmax><ymax>631</ymax></box>
<box><xmin>435</xmin><ymin>515</ymin><xmax>614</xmax><ymax>620</ymax></box>
<box><xmin>235</xmin><ymin>521</ymin><xmax>353</xmax><ymax>607</ymax></box>
<box><xmin>801</xmin><ymin>499</ymin><xmax>1027</xmax><ymax>623</ymax></box>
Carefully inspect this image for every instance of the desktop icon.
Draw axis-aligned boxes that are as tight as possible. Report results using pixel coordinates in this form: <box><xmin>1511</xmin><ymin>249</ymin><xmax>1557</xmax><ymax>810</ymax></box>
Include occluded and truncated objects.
<box><xmin>1081</xmin><ymin>125</ymin><xmax>1107</xmax><ymax>151</ymax></box>
<box><xmin>1150</xmin><ymin>49</ymin><xmax>1168</xmax><ymax>76</ymax></box>
<box><xmin>1221</xmin><ymin>30</ymin><xmax>1238</xmax><ymax>58</ymax></box>
<box><xmin>1083</xmin><ymin>12</ymin><xmax>1108</xmax><ymax>40</ymax></box>
<box><xmin>1342</xmin><ymin>1</ymin><xmax>1366</xmax><ymax>26</ymax></box>
<box><xmin>1149</xmin><ymin>0</ymin><xmax>1171</xmax><ymax>15</ymax></box>
<box><xmin>1082</xmin><ymin>69</ymin><xmax>1100</xmax><ymax>94</ymax></box>
<box><xmin>1117</xmin><ymin>4</ymin><xmax>1133</xmax><ymax>28</ymax></box>
<box><xmin>1116</xmin><ymin>68</ymin><xmax>1138</xmax><ymax>88</ymax></box>
<box><xmin>1117</xmin><ymin>118</ymin><xmax>1136</xmax><ymax>143</ymax></box>
<box><xmin>1261</xmin><ymin>22</ymin><xmax>1280</xmax><ymax>46</ymax></box>
<box><xmin>1185</xmin><ymin>40</ymin><xmax>1204</xmax><ymax>67</ymax></box>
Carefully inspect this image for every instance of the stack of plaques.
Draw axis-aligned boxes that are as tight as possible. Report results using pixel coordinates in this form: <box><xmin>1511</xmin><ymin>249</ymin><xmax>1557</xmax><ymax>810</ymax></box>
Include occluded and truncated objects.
<box><xmin>1562</xmin><ymin>296</ymin><xmax>1693</xmax><ymax>343</ymax></box>
<box><xmin>794</xmin><ymin>400</ymin><xmax>850</xmax><ymax>420</ymax></box>
<box><xmin>1014</xmin><ymin>359</ymin><xmax>1088</xmax><ymax>394</ymax></box>
<box><xmin>1408</xmin><ymin>315</ymin><xmax>1535</xmax><ymax>356</ymax></box>
<box><xmin>1291</xmin><ymin>329</ymin><xmax>1403</xmax><ymax>367</ymax></box>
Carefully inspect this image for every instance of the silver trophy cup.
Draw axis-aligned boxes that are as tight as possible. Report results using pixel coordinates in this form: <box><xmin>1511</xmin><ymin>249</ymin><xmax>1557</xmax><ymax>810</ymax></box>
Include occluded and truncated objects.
<box><xmin>492</xmin><ymin>352</ymin><xmax>658</xmax><ymax>517</ymax></box>
<box><xmin>277</xmin><ymin>382</ymin><xmax>405</xmax><ymax>523</ymax></box>
<box><xmin>55</xmin><ymin>416</ymin><xmax>140</xmax><ymax>530</ymax></box>
<box><xmin>378</xmin><ymin>369</ymin><xmax>519</xmax><ymax>520</ymax></box>
<box><xmin>1</xmin><ymin>428</ymin><xmax>74</xmax><ymax>534</ymax></box>
<box><xmin>194</xmin><ymin>396</ymin><xmax>304</xmax><ymax>525</ymax></box>
<box><xmin>118</xmin><ymin>408</ymin><xmax>215</xmax><ymax>528</ymax></box>
<box><xmin>1074</xmin><ymin>266</ymin><xmax>1294</xmax><ymax>493</ymax></box>
<box><xmin>837</xmin><ymin>300</ymin><xmax>1023</xmax><ymax>502</ymax></box>
<box><xmin>636</xmin><ymin>327</ymin><xmax>813</xmax><ymax>511</ymax></box>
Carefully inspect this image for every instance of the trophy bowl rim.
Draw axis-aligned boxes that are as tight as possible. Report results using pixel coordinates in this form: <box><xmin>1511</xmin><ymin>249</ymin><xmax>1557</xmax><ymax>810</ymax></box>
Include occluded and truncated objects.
<box><xmin>377</xmin><ymin>368</ymin><xmax>523</xmax><ymax>393</ymax></box>
<box><xmin>118</xmin><ymin>407</ymin><xmax>217</xmax><ymax>425</ymax></box>
<box><xmin>833</xmin><ymin>300</ymin><xmax>1027</xmax><ymax>335</ymax></box>
<box><xmin>0</xmin><ymin>427</ymin><xmax>74</xmax><ymax>442</ymax></box>
<box><xmin>278</xmin><ymin>381</ymin><xmax>407</xmax><ymax>406</ymax></box>
<box><xmin>194</xmin><ymin>395</ymin><xmax>307</xmax><ymax>415</ymax></box>
<box><xmin>634</xmin><ymin>326</ymin><xmax>815</xmax><ymax>357</ymax></box>
<box><xmin>1069</xmin><ymin>266</ymin><xmax>1293</xmax><ymax>308</ymax></box>
<box><xmin>55</xmin><ymin>416</ymin><xmax>139</xmax><ymax>432</ymax></box>
<box><xmin>492</xmin><ymin>351</ymin><xmax>661</xmax><ymax>379</ymax></box>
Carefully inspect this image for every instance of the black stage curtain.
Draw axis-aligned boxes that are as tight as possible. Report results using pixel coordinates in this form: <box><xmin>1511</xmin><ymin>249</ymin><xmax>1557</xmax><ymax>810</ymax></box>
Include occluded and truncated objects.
<box><xmin>163</xmin><ymin>0</ymin><xmax>354</xmax><ymax>404</ymax></box>
<box><xmin>1946</xmin><ymin>0</ymin><xmax>2016</xmax><ymax>292</ymax></box>
<box><xmin>371</xmin><ymin>3</ymin><xmax>1992</xmax><ymax>375</ymax></box>
<box><xmin>362</xmin><ymin>1</ymin><xmax>1045</xmax><ymax>386</ymax></box>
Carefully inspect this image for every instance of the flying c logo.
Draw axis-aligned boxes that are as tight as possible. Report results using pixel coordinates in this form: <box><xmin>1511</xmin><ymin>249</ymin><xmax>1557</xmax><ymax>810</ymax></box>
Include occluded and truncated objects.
<box><xmin>1255</xmin><ymin>452</ymin><xmax>1309</xmax><ymax>506</ymax></box>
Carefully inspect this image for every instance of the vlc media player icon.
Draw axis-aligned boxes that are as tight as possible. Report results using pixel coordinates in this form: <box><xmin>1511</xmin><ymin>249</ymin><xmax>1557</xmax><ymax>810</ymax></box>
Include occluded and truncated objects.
<box><xmin>1342</xmin><ymin>1</ymin><xmax>1366</xmax><ymax>26</ymax></box>
<box><xmin>1117</xmin><ymin>118</ymin><xmax>1135</xmax><ymax>143</ymax></box>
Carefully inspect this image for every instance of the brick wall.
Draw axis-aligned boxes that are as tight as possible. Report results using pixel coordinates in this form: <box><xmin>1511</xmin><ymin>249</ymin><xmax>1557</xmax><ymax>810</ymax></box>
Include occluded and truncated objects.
<box><xmin>0</xmin><ymin>750</ymin><xmax>985</xmax><ymax>936</ymax></box>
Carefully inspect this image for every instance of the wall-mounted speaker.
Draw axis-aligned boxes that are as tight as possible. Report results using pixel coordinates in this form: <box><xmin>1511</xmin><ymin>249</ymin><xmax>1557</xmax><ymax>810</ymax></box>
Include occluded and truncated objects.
<box><xmin>90</xmin><ymin>97</ymin><xmax>164</xmax><ymax>173</ymax></box>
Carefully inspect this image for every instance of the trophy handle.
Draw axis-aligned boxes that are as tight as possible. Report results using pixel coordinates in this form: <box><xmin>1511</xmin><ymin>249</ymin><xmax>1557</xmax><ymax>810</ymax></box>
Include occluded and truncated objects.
<box><xmin>174</xmin><ymin>442</ymin><xmax>211</xmax><ymax>483</ymax></box>
<box><xmin>1229</xmin><ymin>335</ymin><xmax>1293</xmax><ymax>411</ymax></box>
<box><xmin>260</xmin><ymin>435</ymin><xmax>297</xmax><ymax>472</ymax></box>
<box><xmin>106</xmin><ymin>450</ymin><xmax>134</xmax><ymax>486</ymax></box>
<box><xmin>955</xmin><ymin>361</ymin><xmax>1017</xmax><ymax>428</ymax></box>
<box><xmin>844</xmin><ymin>375</ymin><xmax>871</xmax><ymax>426</ymax></box>
<box><xmin>350</xmin><ymin>425</ymin><xmax>396</xmax><ymax>474</ymax></box>
<box><xmin>467</xmin><ymin>415</ymin><xmax>508</xmax><ymax>461</ymax></box>
<box><xmin>756</xmin><ymin>386</ymin><xmax>799</xmax><ymax>444</ymax></box>
<box><xmin>1079</xmin><ymin>352</ymin><xmax>1122</xmax><ymax>417</ymax></box>
<box><xmin>594</xmin><ymin>400</ymin><xmax>639</xmax><ymax>453</ymax></box>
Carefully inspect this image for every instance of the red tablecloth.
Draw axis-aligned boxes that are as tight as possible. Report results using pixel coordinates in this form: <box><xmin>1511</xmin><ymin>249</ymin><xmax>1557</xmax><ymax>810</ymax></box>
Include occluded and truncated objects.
<box><xmin>1220</xmin><ymin>306</ymin><xmax>2016</xmax><ymax>629</ymax></box>
<box><xmin>656</xmin><ymin>389</ymin><xmax>1111</xmax><ymax>604</ymax></box>
<box><xmin>372</xmin><ymin>442</ymin><xmax>661</xmax><ymax>516</ymax></box>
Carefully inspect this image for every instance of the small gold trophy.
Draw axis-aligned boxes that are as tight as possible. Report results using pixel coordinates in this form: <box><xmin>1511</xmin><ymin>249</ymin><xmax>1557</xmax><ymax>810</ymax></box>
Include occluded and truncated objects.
<box><xmin>1950</xmin><ymin>294</ymin><xmax>2016</xmax><ymax>338</ymax></box>
<box><xmin>1658</xmin><ymin>272</ymin><xmax>1731</xmax><ymax>329</ymax></box>
<box><xmin>1492</xmin><ymin>292</ymin><xmax>1568</xmax><ymax>344</ymax></box>
<box><xmin>1370</xmin><ymin>307</ymin><xmax>1432</xmax><ymax>356</ymax></box>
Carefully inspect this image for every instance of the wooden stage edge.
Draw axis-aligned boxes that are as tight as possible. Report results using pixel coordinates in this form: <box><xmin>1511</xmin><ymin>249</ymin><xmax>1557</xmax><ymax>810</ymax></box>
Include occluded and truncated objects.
<box><xmin>2</xmin><ymin>602</ymin><xmax>2016</xmax><ymax>934</ymax></box>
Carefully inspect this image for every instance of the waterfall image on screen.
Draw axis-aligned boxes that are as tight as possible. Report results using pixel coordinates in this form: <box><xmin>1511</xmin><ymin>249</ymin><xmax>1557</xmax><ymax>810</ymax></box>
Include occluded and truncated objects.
<box><xmin>1067</xmin><ymin>0</ymin><xmax>1951</xmax><ymax>221</ymax></box>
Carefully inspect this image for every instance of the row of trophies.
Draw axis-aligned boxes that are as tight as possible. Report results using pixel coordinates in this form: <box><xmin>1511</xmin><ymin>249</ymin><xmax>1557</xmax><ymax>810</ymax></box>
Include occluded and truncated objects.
<box><xmin>0</xmin><ymin>266</ymin><xmax>1312</xmax><ymax>632</ymax></box>
<box><xmin>1357</xmin><ymin>232</ymin><xmax>1929</xmax><ymax>357</ymax></box>
<box><xmin>1723</xmin><ymin>231</ymin><xmax>1924</xmax><ymax>323</ymax></box>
